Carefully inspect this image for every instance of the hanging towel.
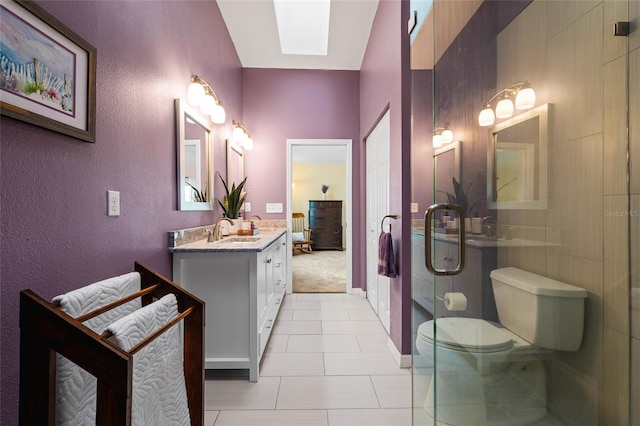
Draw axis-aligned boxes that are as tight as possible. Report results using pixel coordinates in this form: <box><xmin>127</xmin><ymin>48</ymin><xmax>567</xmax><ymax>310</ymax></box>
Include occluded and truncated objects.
<box><xmin>106</xmin><ymin>294</ymin><xmax>191</xmax><ymax>426</ymax></box>
<box><xmin>53</xmin><ymin>272</ymin><xmax>142</xmax><ymax>426</ymax></box>
<box><xmin>378</xmin><ymin>231</ymin><xmax>397</xmax><ymax>278</ymax></box>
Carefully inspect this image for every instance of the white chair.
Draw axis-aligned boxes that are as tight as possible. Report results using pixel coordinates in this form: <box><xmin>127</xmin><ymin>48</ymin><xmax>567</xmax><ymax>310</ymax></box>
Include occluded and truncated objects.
<box><xmin>292</xmin><ymin>213</ymin><xmax>313</xmax><ymax>253</ymax></box>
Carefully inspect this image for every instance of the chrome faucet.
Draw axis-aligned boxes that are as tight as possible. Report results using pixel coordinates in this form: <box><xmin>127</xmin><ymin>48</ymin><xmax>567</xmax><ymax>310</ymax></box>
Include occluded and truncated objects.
<box><xmin>481</xmin><ymin>216</ymin><xmax>497</xmax><ymax>238</ymax></box>
<box><xmin>248</xmin><ymin>215</ymin><xmax>262</xmax><ymax>221</ymax></box>
<box><xmin>212</xmin><ymin>218</ymin><xmax>234</xmax><ymax>241</ymax></box>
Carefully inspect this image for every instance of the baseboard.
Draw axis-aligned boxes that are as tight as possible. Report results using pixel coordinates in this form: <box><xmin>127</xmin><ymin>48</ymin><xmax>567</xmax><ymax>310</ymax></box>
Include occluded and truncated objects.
<box><xmin>387</xmin><ymin>338</ymin><xmax>412</xmax><ymax>369</ymax></box>
<box><xmin>351</xmin><ymin>288</ymin><xmax>366</xmax><ymax>298</ymax></box>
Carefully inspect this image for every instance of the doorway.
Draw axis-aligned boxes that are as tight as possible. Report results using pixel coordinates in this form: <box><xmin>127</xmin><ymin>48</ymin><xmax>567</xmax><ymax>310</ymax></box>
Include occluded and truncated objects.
<box><xmin>286</xmin><ymin>139</ymin><xmax>353</xmax><ymax>295</ymax></box>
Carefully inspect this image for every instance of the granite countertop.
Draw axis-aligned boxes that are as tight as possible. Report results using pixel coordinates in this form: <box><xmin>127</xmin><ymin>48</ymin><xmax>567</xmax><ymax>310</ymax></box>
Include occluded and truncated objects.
<box><xmin>411</xmin><ymin>229</ymin><xmax>556</xmax><ymax>248</ymax></box>
<box><xmin>169</xmin><ymin>227</ymin><xmax>287</xmax><ymax>253</ymax></box>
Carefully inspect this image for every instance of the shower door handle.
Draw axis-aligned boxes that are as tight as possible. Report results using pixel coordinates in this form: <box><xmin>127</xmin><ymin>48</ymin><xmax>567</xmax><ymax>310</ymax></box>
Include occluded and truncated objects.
<box><xmin>424</xmin><ymin>203</ymin><xmax>466</xmax><ymax>276</ymax></box>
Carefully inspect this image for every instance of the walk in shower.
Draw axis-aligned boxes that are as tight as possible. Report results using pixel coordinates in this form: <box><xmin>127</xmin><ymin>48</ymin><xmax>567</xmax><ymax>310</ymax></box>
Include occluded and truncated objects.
<box><xmin>410</xmin><ymin>1</ymin><xmax>638</xmax><ymax>424</ymax></box>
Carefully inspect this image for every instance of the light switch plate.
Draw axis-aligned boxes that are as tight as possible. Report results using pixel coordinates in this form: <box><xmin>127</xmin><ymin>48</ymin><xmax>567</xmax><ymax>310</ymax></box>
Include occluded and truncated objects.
<box><xmin>411</xmin><ymin>202</ymin><xmax>419</xmax><ymax>213</ymax></box>
<box><xmin>108</xmin><ymin>190</ymin><xmax>120</xmax><ymax>216</ymax></box>
<box><xmin>266</xmin><ymin>203</ymin><xmax>283</xmax><ymax>213</ymax></box>
<box><xmin>244</xmin><ymin>202</ymin><xmax>251</xmax><ymax>212</ymax></box>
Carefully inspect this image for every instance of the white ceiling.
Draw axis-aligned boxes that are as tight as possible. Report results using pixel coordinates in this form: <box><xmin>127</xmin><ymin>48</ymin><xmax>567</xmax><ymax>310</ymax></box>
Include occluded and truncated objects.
<box><xmin>216</xmin><ymin>0</ymin><xmax>379</xmax><ymax>70</ymax></box>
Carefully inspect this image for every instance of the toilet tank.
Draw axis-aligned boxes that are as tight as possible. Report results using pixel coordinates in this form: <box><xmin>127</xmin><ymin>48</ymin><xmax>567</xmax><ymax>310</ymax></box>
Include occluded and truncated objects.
<box><xmin>490</xmin><ymin>267</ymin><xmax>588</xmax><ymax>351</ymax></box>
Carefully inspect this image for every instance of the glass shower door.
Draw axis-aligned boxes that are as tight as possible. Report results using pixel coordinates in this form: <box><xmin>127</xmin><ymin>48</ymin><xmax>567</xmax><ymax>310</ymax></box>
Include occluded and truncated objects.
<box><xmin>410</xmin><ymin>0</ymin><xmax>634</xmax><ymax>424</ymax></box>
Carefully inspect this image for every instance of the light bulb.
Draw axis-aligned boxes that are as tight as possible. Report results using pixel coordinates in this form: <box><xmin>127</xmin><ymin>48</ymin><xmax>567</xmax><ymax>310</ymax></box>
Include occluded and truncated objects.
<box><xmin>441</xmin><ymin>129</ymin><xmax>454</xmax><ymax>144</ymax></box>
<box><xmin>515</xmin><ymin>87</ymin><xmax>536</xmax><ymax>110</ymax></box>
<box><xmin>233</xmin><ymin>126</ymin><xmax>246</xmax><ymax>142</ymax></box>
<box><xmin>187</xmin><ymin>82</ymin><xmax>205</xmax><ymax>106</ymax></box>
<box><xmin>243</xmin><ymin>137</ymin><xmax>254</xmax><ymax>150</ymax></box>
<box><xmin>495</xmin><ymin>98</ymin><xmax>514</xmax><ymax>119</ymax></box>
<box><xmin>211</xmin><ymin>103</ymin><xmax>226</xmax><ymax>124</ymax></box>
<box><xmin>201</xmin><ymin>94</ymin><xmax>216</xmax><ymax>115</ymax></box>
<box><xmin>432</xmin><ymin>134</ymin><xmax>443</xmax><ymax>148</ymax></box>
<box><xmin>478</xmin><ymin>107</ymin><xmax>495</xmax><ymax>127</ymax></box>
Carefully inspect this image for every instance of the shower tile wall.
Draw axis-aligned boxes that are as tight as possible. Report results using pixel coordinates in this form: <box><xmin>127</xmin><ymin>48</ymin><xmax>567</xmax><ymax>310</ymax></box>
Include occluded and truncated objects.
<box><xmin>630</xmin><ymin>0</ymin><xmax>640</xmax><ymax>422</ymax></box>
<box><xmin>493</xmin><ymin>1</ymin><xmax>635</xmax><ymax>424</ymax></box>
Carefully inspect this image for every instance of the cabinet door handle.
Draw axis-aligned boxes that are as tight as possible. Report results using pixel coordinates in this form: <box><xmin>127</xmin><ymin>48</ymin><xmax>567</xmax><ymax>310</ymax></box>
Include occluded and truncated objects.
<box><xmin>265</xmin><ymin>319</ymin><xmax>273</xmax><ymax>329</ymax></box>
<box><xmin>276</xmin><ymin>298</ymin><xmax>281</xmax><ymax>305</ymax></box>
<box><xmin>425</xmin><ymin>203</ymin><xmax>465</xmax><ymax>276</ymax></box>
<box><xmin>266</xmin><ymin>258</ymin><xmax>272</xmax><ymax>264</ymax></box>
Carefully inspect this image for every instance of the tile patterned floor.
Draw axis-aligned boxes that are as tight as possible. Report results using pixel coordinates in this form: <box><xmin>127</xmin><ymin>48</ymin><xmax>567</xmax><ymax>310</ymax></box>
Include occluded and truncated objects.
<box><xmin>204</xmin><ymin>293</ymin><xmax>412</xmax><ymax>426</ymax></box>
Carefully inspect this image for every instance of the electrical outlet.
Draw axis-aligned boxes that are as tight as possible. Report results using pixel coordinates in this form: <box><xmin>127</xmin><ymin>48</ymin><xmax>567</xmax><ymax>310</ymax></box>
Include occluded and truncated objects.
<box><xmin>266</xmin><ymin>203</ymin><xmax>283</xmax><ymax>213</ymax></box>
<box><xmin>107</xmin><ymin>190</ymin><xmax>120</xmax><ymax>216</ymax></box>
<box><xmin>244</xmin><ymin>202</ymin><xmax>251</xmax><ymax>212</ymax></box>
<box><xmin>411</xmin><ymin>202</ymin><xmax>419</xmax><ymax>213</ymax></box>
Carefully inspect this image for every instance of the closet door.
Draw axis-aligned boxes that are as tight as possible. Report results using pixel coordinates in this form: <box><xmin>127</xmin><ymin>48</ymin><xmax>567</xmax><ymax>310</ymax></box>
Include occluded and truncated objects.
<box><xmin>366</xmin><ymin>109</ymin><xmax>391</xmax><ymax>332</ymax></box>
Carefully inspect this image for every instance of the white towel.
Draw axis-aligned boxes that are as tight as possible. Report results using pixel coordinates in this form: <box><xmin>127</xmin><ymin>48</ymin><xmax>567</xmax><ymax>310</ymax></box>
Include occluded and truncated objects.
<box><xmin>106</xmin><ymin>294</ymin><xmax>191</xmax><ymax>426</ymax></box>
<box><xmin>53</xmin><ymin>272</ymin><xmax>141</xmax><ymax>426</ymax></box>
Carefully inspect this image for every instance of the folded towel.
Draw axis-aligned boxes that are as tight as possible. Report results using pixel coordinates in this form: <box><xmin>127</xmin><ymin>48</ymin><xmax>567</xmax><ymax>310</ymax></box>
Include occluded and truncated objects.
<box><xmin>106</xmin><ymin>294</ymin><xmax>191</xmax><ymax>426</ymax></box>
<box><xmin>378</xmin><ymin>231</ymin><xmax>397</xmax><ymax>278</ymax></box>
<box><xmin>53</xmin><ymin>272</ymin><xmax>142</xmax><ymax>425</ymax></box>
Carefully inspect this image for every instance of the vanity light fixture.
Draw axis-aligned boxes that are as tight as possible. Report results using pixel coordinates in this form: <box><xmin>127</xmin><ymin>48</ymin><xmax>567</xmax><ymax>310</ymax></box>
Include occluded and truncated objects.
<box><xmin>233</xmin><ymin>121</ymin><xmax>254</xmax><ymax>150</ymax></box>
<box><xmin>478</xmin><ymin>81</ymin><xmax>536</xmax><ymax>127</ymax></box>
<box><xmin>187</xmin><ymin>75</ymin><xmax>226</xmax><ymax>124</ymax></box>
<box><xmin>433</xmin><ymin>127</ymin><xmax>454</xmax><ymax>148</ymax></box>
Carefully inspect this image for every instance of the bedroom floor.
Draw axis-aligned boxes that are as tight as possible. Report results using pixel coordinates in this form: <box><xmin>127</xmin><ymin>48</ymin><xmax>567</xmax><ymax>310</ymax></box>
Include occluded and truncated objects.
<box><xmin>204</xmin><ymin>292</ymin><xmax>412</xmax><ymax>425</ymax></box>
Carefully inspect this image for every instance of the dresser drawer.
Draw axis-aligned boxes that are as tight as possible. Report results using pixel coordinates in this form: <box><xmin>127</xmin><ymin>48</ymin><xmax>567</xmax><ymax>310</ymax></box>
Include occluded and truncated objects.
<box><xmin>312</xmin><ymin>233</ymin><xmax>343</xmax><ymax>249</ymax></box>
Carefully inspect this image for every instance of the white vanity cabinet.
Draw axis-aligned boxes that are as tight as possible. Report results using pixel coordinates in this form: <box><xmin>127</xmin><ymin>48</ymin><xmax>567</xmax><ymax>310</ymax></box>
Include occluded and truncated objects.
<box><xmin>411</xmin><ymin>231</ymin><xmax>498</xmax><ymax>321</ymax></box>
<box><xmin>171</xmin><ymin>230</ymin><xmax>287</xmax><ymax>381</ymax></box>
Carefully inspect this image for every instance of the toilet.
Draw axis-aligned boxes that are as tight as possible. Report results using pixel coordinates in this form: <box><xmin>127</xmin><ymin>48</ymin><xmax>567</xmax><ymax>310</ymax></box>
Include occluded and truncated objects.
<box><xmin>415</xmin><ymin>267</ymin><xmax>588</xmax><ymax>426</ymax></box>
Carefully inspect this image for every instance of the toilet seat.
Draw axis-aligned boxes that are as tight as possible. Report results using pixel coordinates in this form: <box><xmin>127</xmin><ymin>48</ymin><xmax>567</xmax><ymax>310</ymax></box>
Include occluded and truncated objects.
<box><xmin>417</xmin><ymin>318</ymin><xmax>516</xmax><ymax>353</ymax></box>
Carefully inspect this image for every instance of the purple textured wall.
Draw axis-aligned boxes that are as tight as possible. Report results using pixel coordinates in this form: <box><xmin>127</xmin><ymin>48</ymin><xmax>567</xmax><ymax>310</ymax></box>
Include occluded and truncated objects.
<box><xmin>0</xmin><ymin>1</ymin><xmax>242</xmax><ymax>423</ymax></box>
<box><xmin>241</xmin><ymin>68</ymin><xmax>362</xmax><ymax>285</ymax></box>
<box><xmin>360</xmin><ymin>0</ymin><xmax>411</xmax><ymax>353</ymax></box>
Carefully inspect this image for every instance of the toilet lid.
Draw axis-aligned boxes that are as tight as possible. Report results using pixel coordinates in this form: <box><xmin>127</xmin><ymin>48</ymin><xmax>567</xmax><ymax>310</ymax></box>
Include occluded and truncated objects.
<box><xmin>418</xmin><ymin>318</ymin><xmax>514</xmax><ymax>352</ymax></box>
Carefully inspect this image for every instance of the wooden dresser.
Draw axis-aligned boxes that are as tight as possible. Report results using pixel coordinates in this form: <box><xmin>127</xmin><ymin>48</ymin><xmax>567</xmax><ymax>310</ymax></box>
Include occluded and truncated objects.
<box><xmin>309</xmin><ymin>200</ymin><xmax>343</xmax><ymax>250</ymax></box>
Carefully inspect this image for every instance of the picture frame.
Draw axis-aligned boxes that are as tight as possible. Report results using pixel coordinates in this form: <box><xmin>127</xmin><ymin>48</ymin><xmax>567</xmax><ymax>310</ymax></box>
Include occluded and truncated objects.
<box><xmin>1</xmin><ymin>0</ymin><xmax>96</xmax><ymax>142</ymax></box>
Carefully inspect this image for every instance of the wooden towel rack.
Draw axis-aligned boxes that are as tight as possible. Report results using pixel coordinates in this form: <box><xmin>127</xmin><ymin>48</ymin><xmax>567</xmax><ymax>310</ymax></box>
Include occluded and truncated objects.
<box><xmin>19</xmin><ymin>261</ymin><xmax>205</xmax><ymax>426</ymax></box>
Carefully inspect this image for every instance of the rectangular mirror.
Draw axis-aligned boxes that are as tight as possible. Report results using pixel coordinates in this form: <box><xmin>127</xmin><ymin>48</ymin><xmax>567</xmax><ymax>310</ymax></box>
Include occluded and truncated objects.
<box><xmin>487</xmin><ymin>103</ymin><xmax>549</xmax><ymax>210</ymax></box>
<box><xmin>227</xmin><ymin>139</ymin><xmax>244</xmax><ymax>189</ymax></box>
<box><xmin>175</xmin><ymin>98</ymin><xmax>214</xmax><ymax>211</ymax></box>
<box><xmin>434</xmin><ymin>141</ymin><xmax>461</xmax><ymax>204</ymax></box>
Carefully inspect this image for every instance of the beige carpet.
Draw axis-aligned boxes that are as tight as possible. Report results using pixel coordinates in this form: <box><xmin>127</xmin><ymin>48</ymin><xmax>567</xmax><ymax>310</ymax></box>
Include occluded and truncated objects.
<box><xmin>292</xmin><ymin>250</ymin><xmax>346</xmax><ymax>293</ymax></box>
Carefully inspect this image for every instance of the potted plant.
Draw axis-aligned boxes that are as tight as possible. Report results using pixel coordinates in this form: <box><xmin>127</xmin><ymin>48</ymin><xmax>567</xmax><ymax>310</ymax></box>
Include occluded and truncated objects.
<box><xmin>217</xmin><ymin>172</ymin><xmax>247</xmax><ymax>221</ymax></box>
<box><xmin>444</xmin><ymin>177</ymin><xmax>478</xmax><ymax>217</ymax></box>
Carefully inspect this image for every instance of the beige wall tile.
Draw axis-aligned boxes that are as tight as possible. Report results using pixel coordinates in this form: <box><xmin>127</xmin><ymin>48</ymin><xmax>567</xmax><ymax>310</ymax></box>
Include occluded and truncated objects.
<box><xmin>604</xmin><ymin>195</ymin><xmax>630</xmax><ymax>334</ymax></box>
<box><xmin>547</xmin><ymin>255</ymin><xmax>603</xmax><ymax>381</ymax></box>
<box><xmin>602</xmin><ymin>327</ymin><xmax>630</xmax><ymax>425</ymax></box>
<box><xmin>631</xmin><ymin>0</ymin><xmax>640</xmax><ymax>52</ymax></box>
<box><xmin>547</xmin><ymin>4</ymin><xmax>603</xmax><ymax>143</ymax></box>
<box><xmin>604</xmin><ymin>56</ymin><xmax>629</xmax><ymax>196</ymax></box>
<box><xmin>603</xmin><ymin>0</ymin><xmax>629</xmax><ymax>64</ymax></box>
<box><xmin>548</xmin><ymin>135</ymin><xmax>603</xmax><ymax>260</ymax></box>
<box><xmin>631</xmin><ymin>50</ymin><xmax>640</xmax><ymax>194</ymax></box>
<box><xmin>632</xmin><ymin>195</ymin><xmax>640</xmax><ymax>340</ymax></box>
<box><xmin>547</xmin><ymin>358</ymin><xmax>599</xmax><ymax>426</ymax></box>
<box><xmin>497</xmin><ymin>1</ymin><xmax>548</xmax><ymax>102</ymax></box>
<box><xmin>632</xmin><ymin>337</ymin><xmax>640</xmax><ymax>425</ymax></box>
<box><xmin>545</xmin><ymin>1</ymin><xmax>600</xmax><ymax>41</ymax></box>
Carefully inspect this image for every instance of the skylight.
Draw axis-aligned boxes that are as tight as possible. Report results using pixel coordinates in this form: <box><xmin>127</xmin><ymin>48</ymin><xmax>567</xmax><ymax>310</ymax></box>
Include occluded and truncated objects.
<box><xmin>273</xmin><ymin>0</ymin><xmax>331</xmax><ymax>56</ymax></box>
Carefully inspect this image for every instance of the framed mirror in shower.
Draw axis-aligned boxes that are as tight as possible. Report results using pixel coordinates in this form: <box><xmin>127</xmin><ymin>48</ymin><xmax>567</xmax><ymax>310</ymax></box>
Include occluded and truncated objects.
<box><xmin>175</xmin><ymin>98</ymin><xmax>214</xmax><ymax>211</ymax></box>
<box><xmin>487</xmin><ymin>103</ymin><xmax>549</xmax><ymax>210</ymax></box>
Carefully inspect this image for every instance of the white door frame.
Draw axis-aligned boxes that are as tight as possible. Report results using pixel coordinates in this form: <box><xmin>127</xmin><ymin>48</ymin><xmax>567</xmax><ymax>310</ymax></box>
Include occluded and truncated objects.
<box><xmin>286</xmin><ymin>139</ymin><xmax>353</xmax><ymax>295</ymax></box>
